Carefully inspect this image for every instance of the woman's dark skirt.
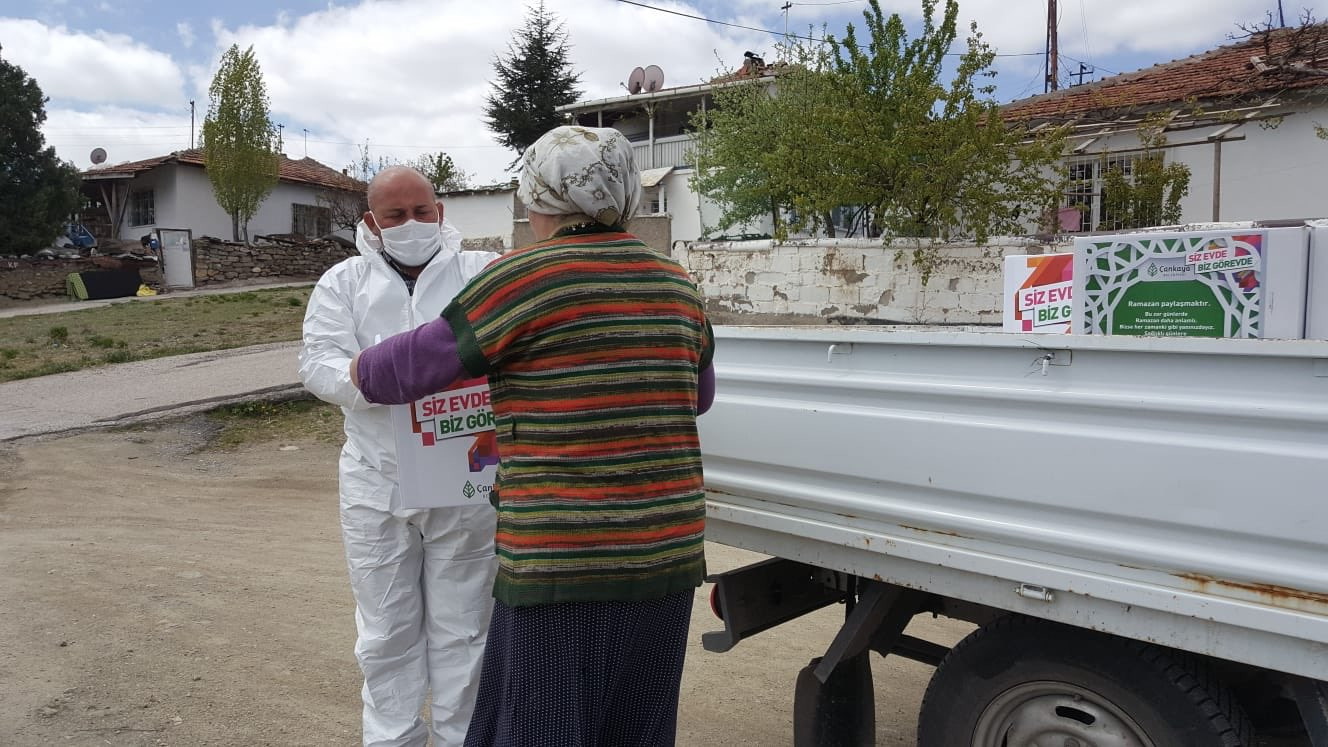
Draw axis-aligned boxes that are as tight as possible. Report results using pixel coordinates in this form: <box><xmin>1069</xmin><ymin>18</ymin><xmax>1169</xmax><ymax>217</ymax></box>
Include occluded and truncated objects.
<box><xmin>464</xmin><ymin>590</ymin><xmax>695</xmax><ymax>747</ymax></box>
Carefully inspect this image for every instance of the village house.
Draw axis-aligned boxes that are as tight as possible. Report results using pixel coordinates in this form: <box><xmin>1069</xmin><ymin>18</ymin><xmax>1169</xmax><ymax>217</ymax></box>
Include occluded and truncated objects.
<box><xmin>80</xmin><ymin>148</ymin><xmax>365</xmax><ymax>245</ymax></box>
<box><xmin>1005</xmin><ymin>23</ymin><xmax>1328</xmax><ymax>231</ymax></box>
<box><xmin>556</xmin><ymin>28</ymin><xmax>1328</xmax><ymax>244</ymax></box>
<box><xmin>555</xmin><ymin>54</ymin><xmax>783</xmax><ymax>251</ymax></box>
<box><xmin>437</xmin><ymin>182</ymin><xmax>518</xmax><ymax>252</ymax></box>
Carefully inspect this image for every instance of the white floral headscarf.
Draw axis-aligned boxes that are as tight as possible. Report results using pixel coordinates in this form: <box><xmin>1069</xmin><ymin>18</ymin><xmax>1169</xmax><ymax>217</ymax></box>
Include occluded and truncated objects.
<box><xmin>517</xmin><ymin>126</ymin><xmax>642</xmax><ymax>226</ymax></box>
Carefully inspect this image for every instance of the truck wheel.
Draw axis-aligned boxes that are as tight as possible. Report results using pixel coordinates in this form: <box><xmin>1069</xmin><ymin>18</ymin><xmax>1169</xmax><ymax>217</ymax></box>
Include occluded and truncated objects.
<box><xmin>917</xmin><ymin>616</ymin><xmax>1252</xmax><ymax>747</ymax></box>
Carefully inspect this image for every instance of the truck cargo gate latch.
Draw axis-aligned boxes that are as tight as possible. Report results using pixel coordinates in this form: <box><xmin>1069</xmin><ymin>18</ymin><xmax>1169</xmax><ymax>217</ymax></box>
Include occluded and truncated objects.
<box><xmin>1015</xmin><ymin>583</ymin><xmax>1055</xmax><ymax>603</ymax></box>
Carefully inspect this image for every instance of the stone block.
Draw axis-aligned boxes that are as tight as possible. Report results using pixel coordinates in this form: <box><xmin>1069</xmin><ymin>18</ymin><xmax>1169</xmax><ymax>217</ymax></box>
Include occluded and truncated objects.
<box><xmin>799</xmin><ymin>285</ymin><xmax>830</xmax><ymax>303</ymax></box>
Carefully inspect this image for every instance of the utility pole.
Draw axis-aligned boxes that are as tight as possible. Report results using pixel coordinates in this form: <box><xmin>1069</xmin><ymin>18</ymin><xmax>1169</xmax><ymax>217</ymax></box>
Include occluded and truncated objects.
<box><xmin>189</xmin><ymin>100</ymin><xmax>195</xmax><ymax>148</ymax></box>
<box><xmin>1046</xmin><ymin>0</ymin><xmax>1059</xmax><ymax>92</ymax></box>
<box><xmin>1278</xmin><ymin>0</ymin><xmax>1287</xmax><ymax>27</ymax></box>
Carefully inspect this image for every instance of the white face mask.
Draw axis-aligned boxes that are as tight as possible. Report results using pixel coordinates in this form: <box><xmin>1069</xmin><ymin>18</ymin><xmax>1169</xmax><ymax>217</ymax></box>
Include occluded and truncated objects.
<box><xmin>374</xmin><ymin>217</ymin><xmax>443</xmax><ymax>267</ymax></box>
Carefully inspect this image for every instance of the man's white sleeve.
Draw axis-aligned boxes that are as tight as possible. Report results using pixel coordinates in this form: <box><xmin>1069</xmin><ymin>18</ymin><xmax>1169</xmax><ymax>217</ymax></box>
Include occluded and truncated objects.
<box><xmin>298</xmin><ymin>273</ymin><xmax>374</xmax><ymax>411</ymax></box>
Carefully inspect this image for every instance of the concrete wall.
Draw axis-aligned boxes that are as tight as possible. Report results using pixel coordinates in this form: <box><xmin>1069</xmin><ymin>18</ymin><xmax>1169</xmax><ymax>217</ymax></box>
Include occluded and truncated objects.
<box><xmin>680</xmin><ymin>237</ymin><xmax>1071</xmax><ymax>324</ymax></box>
<box><xmin>443</xmin><ymin>190</ymin><xmax>515</xmax><ymax>251</ymax></box>
<box><xmin>117</xmin><ymin>166</ymin><xmax>353</xmax><ymax>243</ymax></box>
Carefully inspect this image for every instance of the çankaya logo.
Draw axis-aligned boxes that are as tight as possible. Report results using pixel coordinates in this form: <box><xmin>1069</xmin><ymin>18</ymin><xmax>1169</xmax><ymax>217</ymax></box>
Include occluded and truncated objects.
<box><xmin>1141</xmin><ymin>260</ymin><xmax>1195</xmax><ymax>282</ymax></box>
<box><xmin>463</xmin><ymin>482</ymin><xmax>476</xmax><ymax>499</ymax></box>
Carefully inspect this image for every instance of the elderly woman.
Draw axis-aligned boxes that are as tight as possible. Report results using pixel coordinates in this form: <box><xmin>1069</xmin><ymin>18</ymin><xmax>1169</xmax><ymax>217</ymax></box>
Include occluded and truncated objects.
<box><xmin>351</xmin><ymin>125</ymin><xmax>716</xmax><ymax>747</ymax></box>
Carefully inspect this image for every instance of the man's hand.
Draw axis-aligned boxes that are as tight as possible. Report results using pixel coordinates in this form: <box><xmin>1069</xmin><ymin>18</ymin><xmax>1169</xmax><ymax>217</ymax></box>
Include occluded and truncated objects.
<box><xmin>350</xmin><ymin>352</ymin><xmax>361</xmax><ymax>389</ymax></box>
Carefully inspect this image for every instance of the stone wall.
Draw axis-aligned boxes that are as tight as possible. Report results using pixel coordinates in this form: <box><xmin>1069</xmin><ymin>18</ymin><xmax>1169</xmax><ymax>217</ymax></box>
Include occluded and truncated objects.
<box><xmin>0</xmin><ymin>256</ymin><xmax>162</xmax><ymax>305</ymax></box>
<box><xmin>461</xmin><ymin>237</ymin><xmax>508</xmax><ymax>253</ymax></box>
<box><xmin>192</xmin><ymin>237</ymin><xmax>356</xmax><ymax>284</ymax></box>
<box><xmin>680</xmin><ymin>237</ymin><xmax>1073</xmax><ymax>324</ymax></box>
<box><xmin>0</xmin><ymin>237</ymin><xmax>356</xmax><ymax>305</ymax></box>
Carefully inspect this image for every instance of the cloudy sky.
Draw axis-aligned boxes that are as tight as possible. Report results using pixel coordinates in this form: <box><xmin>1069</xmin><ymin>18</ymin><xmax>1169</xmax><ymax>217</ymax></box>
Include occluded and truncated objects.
<box><xmin>1</xmin><ymin>0</ymin><xmax>1315</xmax><ymax>185</ymax></box>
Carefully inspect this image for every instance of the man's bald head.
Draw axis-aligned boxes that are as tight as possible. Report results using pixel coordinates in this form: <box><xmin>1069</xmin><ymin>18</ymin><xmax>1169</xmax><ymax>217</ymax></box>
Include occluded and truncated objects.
<box><xmin>363</xmin><ymin>166</ymin><xmax>442</xmax><ymax>236</ymax></box>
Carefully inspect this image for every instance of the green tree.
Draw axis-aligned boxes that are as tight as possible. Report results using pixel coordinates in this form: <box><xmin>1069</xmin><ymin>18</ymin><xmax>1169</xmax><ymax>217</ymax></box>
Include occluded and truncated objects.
<box><xmin>691</xmin><ymin>0</ymin><xmax>1066</xmax><ymax>277</ymax></box>
<box><xmin>1099</xmin><ymin>122</ymin><xmax>1191</xmax><ymax>230</ymax></box>
<box><xmin>201</xmin><ymin>45</ymin><xmax>280</xmax><ymax>243</ymax></box>
<box><xmin>0</xmin><ymin>48</ymin><xmax>82</xmax><ymax>255</ymax></box>
<box><xmin>484</xmin><ymin>1</ymin><xmax>582</xmax><ymax>164</ymax></box>
<box><xmin>409</xmin><ymin>151</ymin><xmax>471</xmax><ymax>193</ymax></box>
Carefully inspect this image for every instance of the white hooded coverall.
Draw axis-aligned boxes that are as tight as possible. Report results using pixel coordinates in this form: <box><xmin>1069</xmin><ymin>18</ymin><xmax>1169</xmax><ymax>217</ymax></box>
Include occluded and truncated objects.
<box><xmin>298</xmin><ymin>220</ymin><xmax>499</xmax><ymax>747</ymax></box>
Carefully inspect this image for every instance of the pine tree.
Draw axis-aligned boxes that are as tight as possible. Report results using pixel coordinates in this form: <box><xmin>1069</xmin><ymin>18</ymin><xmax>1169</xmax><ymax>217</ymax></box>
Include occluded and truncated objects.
<box><xmin>201</xmin><ymin>45</ymin><xmax>280</xmax><ymax>243</ymax></box>
<box><xmin>484</xmin><ymin>1</ymin><xmax>582</xmax><ymax>164</ymax></box>
<box><xmin>0</xmin><ymin>46</ymin><xmax>82</xmax><ymax>255</ymax></box>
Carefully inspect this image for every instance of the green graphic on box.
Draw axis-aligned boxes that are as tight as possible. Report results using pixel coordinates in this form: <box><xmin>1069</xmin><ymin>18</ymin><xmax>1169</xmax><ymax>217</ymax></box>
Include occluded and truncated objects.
<box><xmin>1081</xmin><ymin>232</ymin><xmax>1265</xmax><ymax>338</ymax></box>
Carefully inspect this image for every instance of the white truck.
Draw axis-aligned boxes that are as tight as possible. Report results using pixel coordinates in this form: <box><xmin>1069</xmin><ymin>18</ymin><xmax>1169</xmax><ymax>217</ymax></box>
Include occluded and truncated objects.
<box><xmin>698</xmin><ymin>324</ymin><xmax>1328</xmax><ymax>746</ymax></box>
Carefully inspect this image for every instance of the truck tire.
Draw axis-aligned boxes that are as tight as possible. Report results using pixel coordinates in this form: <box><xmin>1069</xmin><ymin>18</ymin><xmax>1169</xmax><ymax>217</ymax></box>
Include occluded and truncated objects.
<box><xmin>917</xmin><ymin>616</ymin><xmax>1253</xmax><ymax>747</ymax></box>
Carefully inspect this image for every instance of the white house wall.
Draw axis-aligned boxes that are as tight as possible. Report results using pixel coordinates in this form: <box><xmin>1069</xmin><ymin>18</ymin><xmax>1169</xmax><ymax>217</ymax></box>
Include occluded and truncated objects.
<box><xmin>443</xmin><ymin>191</ymin><xmax>514</xmax><ymax>250</ymax></box>
<box><xmin>115</xmin><ymin>168</ymin><xmax>174</xmax><ymax>242</ymax></box>
<box><xmin>1202</xmin><ymin>109</ymin><xmax>1328</xmax><ymax>221</ymax></box>
<box><xmin>146</xmin><ymin>167</ymin><xmax>350</xmax><ymax>241</ymax></box>
<box><xmin>251</xmin><ymin>180</ymin><xmax>344</xmax><ymax>239</ymax></box>
<box><xmin>665</xmin><ymin>169</ymin><xmax>702</xmax><ymax>243</ymax></box>
<box><xmin>1070</xmin><ymin>105</ymin><xmax>1328</xmax><ymax>226</ymax></box>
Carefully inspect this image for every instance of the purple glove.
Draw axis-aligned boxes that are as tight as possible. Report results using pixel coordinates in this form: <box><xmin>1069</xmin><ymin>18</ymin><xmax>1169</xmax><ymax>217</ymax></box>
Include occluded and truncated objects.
<box><xmin>356</xmin><ymin>318</ymin><xmax>466</xmax><ymax>404</ymax></box>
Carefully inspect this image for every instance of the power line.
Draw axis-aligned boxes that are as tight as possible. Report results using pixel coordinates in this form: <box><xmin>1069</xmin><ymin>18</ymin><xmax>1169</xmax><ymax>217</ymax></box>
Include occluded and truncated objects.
<box><xmin>614</xmin><ymin>0</ymin><xmax>1044</xmax><ymax>57</ymax></box>
<box><xmin>614</xmin><ymin>0</ymin><xmax>824</xmax><ymax>41</ymax></box>
<box><xmin>1062</xmin><ymin>53</ymin><xmax>1116</xmax><ymax>76</ymax></box>
<box><xmin>1078</xmin><ymin>0</ymin><xmax>1094</xmax><ymax>75</ymax></box>
<box><xmin>303</xmin><ymin>138</ymin><xmax>507</xmax><ymax>150</ymax></box>
<box><xmin>789</xmin><ymin>0</ymin><xmax>866</xmax><ymax>5</ymax></box>
<box><xmin>42</xmin><ymin>125</ymin><xmax>191</xmax><ymax>131</ymax></box>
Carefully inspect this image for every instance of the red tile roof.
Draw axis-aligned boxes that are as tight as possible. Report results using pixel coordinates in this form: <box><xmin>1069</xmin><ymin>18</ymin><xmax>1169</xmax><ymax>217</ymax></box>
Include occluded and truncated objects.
<box><xmin>1004</xmin><ymin>25</ymin><xmax>1328</xmax><ymax>123</ymax></box>
<box><xmin>84</xmin><ymin>148</ymin><xmax>366</xmax><ymax>193</ymax></box>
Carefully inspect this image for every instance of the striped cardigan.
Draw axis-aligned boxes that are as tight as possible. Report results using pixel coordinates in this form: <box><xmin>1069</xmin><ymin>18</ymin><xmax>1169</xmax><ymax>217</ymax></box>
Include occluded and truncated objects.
<box><xmin>442</xmin><ymin>228</ymin><xmax>714</xmax><ymax>606</ymax></box>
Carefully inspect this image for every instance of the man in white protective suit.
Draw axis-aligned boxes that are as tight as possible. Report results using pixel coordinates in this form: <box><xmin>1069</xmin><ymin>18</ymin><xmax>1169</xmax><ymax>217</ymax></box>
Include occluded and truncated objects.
<box><xmin>298</xmin><ymin>165</ymin><xmax>499</xmax><ymax>747</ymax></box>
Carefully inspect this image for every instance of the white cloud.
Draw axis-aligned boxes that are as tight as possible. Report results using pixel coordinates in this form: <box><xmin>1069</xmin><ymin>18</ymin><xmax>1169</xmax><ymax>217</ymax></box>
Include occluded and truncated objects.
<box><xmin>946</xmin><ymin>0</ymin><xmax>1284</xmax><ymax>63</ymax></box>
<box><xmin>177</xmin><ymin>21</ymin><xmax>195</xmax><ymax>48</ymax></box>
<box><xmin>0</xmin><ymin>18</ymin><xmax>186</xmax><ymax>107</ymax></box>
<box><xmin>42</xmin><ymin>105</ymin><xmax>195</xmax><ymax>168</ymax></box>
<box><xmin>199</xmin><ymin>0</ymin><xmax>767</xmax><ymax>183</ymax></box>
<box><xmin>22</xmin><ymin>0</ymin><xmax>1319</xmax><ymax>181</ymax></box>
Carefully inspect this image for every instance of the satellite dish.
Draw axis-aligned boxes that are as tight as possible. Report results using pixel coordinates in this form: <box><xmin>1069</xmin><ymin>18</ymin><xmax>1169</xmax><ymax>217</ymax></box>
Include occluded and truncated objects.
<box><xmin>643</xmin><ymin>64</ymin><xmax>665</xmax><ymax>92</ymax></box>
<box><xmin>627</xmin><ymin>66</ymin><xmax>645</xmax><ymax>95</ymax></box>
<box><xmin>89</xmin><ymin>147</ymin><xmax>107</xmax><ymax>165</ymax></box>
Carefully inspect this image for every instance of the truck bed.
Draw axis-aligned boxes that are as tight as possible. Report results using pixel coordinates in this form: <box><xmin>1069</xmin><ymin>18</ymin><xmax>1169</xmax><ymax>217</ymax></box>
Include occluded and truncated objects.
<box><xmin>699</xmin><ymin>325</ymin><xmax>1328</xmax><ymax>679</ymax></box>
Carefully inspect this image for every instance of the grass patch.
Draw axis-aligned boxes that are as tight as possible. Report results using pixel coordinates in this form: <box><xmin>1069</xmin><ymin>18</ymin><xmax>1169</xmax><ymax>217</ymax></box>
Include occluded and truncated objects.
<box><xmin>0</xmin><ymin>286</ymin><xmax>313</xmax><ymax>383</ymax></box>
<box><xmin>206</xmin><ymin>397</ymin><xmax>342</xmax><ymax>449</ymax></box>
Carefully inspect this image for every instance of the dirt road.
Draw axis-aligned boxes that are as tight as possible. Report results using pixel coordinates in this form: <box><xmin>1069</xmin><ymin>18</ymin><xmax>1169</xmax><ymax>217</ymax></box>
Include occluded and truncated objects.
<box><xmin>0</xmin><ymin>416</ymin><xmax>970</xmax><ymax>746</ymax></box>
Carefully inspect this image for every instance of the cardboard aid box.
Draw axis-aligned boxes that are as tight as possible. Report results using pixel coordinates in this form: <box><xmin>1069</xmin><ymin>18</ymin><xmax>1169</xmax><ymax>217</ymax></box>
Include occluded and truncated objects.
<box><xmin>1003</xmin><ymin>253</ymin><xmax>1074</xmax><ymax>333</ymax></box>
<box><xmin>1306</xmin><ymin>220</ymin><xmax>1328</xmax><ymax>340</ymax></box>
<box><xmin>1071</xmin><ymin>226</ymin><xmax>1309</xmax><ymax>339</ymax></box>
<box><xmin>391</xmin><ymin>377</ymin><xmax>499</xmax><ymax>510</ymax></box>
